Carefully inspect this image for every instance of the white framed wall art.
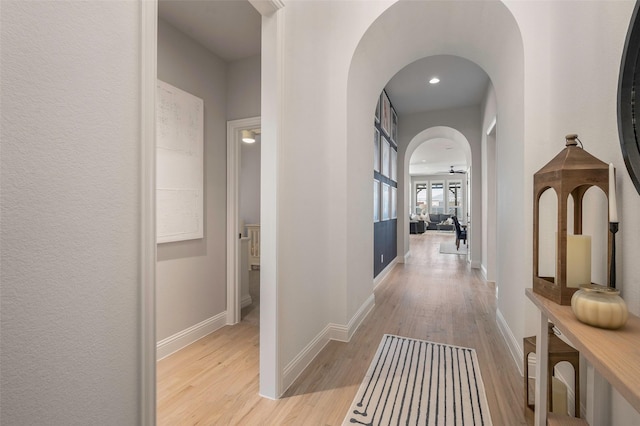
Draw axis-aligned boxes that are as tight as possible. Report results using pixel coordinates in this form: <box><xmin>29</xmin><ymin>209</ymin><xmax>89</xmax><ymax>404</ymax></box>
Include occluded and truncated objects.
<box><xmin>156</xmin><ymin>79</ymin><xmax>204</xmax><ymax>243</ymax></box>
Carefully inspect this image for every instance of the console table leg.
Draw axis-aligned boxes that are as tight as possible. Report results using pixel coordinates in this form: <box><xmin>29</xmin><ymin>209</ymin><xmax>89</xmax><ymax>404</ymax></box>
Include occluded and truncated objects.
<box><xmin>534</xmin><ymin>310</ymin><xmax>549</xmax><ymax>426</ymax></box>
<box><xmin>586</xmin><ymin>363</ymin><xmax>611</xmax><ymax>424</ymax></box>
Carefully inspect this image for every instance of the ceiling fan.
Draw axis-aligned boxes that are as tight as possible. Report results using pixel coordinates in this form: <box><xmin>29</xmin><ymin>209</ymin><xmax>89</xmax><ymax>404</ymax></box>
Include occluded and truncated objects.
<box><xmin>437</xmin><ymin>165</ymin><xmax>466</xmax><ymax>174</ymax></box>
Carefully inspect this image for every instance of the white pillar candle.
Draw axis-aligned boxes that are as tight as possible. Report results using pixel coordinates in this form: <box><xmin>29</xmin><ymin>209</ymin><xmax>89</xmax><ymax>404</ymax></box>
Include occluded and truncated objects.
<box><xmin>567</xmin><ymin>235</ymin><xmax>591</xmax><ymax>288</ymax></box>
<box><xmin>609</xmin><ymin>163</ymin><xmax>618</xmax><ymax>223</ymax></box>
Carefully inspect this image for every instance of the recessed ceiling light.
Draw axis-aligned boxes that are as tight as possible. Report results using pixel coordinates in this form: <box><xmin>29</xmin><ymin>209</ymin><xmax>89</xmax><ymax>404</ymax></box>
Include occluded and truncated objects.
<box><xmin>429</xmin><ymin>77</ymin><xmax>440</xmax><ymax>84</ymax></box>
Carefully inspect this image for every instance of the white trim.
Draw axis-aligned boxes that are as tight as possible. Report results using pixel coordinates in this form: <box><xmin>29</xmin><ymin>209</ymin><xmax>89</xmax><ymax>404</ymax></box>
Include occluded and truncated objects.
<box><xmin>259</xmin><ymin>7</ymin><xmax>284</xmax><ymax>400</ymax></box>
<box><xmin>328</xmin><ymin>294</ymin><xmax>375</xmax><ymax>342</ymax></box>
<box><xmin>249</xmin><ymin>0</ymin><xmax>285</xmax><ymax>16</ymax></box>
<box><xmin>140</xmin><ymin>1</ymin><xmax>157</xmax><ymax>424</ymax></box>
<box><xmin>481</xmin><ymin>264</ymin><xmax>489</xmax><ymax>281</ymax></box>
<box><xmin>373</xmin><ymin>256</ymin><xmax>398</xmax><ymax>290</ymax></box>
<box><xmin>281</xmin><ymin>324</ymin><xmax>333</xmax><ymax>393</ymax></box>
<box><xmin>586</xmin><ymin>362</ymin><xmax>609</xmax><ymax>422</ymax></box>
<box><xmin>553</xmin><ymin>365</ymin><xmax>578</xmax><ymax>417</ymax></box>
<box><xmin>496</xmin><ymin>308</ymin><xmax>524</xmax><ymax>376</ymax></box>
<box><xmin>527</xmin><ymin>353</ymin><xmax>536</xmax><ymax>379</ymax></box>
<box><xmin>470</xmin><ymin>260</ymin><xmax>481</xmax><ymax>269</ymax></box>
<box><xmin>509</xmin><ymin>310</ymin><xmax>578</xmax><ymax>415</ymax></box>
<box><xmin>227</xmin><ymin>117</ymin><xmax>261</xmax><ymax>326</ymax></box>
<box><xmin>402</xmin><ymin>250</ymin><xmax>411</xmax><ymax>264</ymax></box>
<box><xmin>281</xmin><ymin>294</ymin><xmax>375</xmax><ymax>393</ymax></box>
<box><xmin>486</xmin><ymin>116</ymin><xmax>497</xmax><ymax>136</ymax></box>
<box><xmin>242</xmin><ymin>294</ymin><xmax>253</xmax><ymax>309</ymax></box>
<box><xmin>156</xmin><ymin>312</ymin><xmax>227</xmax><ymax>361</ymax></box>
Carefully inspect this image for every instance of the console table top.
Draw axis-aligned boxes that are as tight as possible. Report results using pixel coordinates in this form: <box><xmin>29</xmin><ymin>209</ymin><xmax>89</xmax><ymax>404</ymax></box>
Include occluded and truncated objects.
<box><xmin>526</xmin><ymin>288</ymin><xmax>640</xmax><ymax>413</ymax></box>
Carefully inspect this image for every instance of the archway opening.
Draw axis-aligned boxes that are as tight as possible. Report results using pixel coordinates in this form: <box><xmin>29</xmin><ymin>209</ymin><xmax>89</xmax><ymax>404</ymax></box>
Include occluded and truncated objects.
<box><xmin>346</xmin><ymin>0</ymin><xmax>524</xmax><ymax>335</ymax></box>
<box><xmin>405</xmin><ymin>128</ymin><xmax>472</xmax><ymax>258</ymax></box>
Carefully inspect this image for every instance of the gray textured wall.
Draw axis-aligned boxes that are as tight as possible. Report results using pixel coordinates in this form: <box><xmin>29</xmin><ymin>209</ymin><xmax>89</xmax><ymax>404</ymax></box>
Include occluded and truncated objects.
<box><xmin>1</xmin><ymin>2</ymin><xmax>141</xmax><ymax>424</ymax></box>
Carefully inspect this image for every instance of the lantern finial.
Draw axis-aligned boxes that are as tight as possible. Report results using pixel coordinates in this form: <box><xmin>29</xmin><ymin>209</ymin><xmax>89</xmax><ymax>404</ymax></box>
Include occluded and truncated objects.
<box><xmin>565</xmin><ymin>134</ymin><xmax>579</xmax><ymax>147</ymax></box>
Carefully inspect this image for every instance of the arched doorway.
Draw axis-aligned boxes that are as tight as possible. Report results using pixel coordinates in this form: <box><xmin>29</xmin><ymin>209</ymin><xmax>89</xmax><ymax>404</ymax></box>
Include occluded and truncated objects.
<box><xmin>403</xmin><ymin>126</ymin><xmax>474</xmax><ymax>262</ymax></box>
<box><xmin>254</xmin><ymin>0</ymin><xmax>525</xmax><ymax>398</ymax></box>
<box><xmin>346</xmin><ymin>0</ymin><xmax>525</xmax><ymax>351</ymax></box>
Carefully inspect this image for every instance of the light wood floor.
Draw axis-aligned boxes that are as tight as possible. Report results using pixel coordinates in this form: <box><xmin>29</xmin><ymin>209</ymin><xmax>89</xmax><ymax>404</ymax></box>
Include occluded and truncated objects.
<box><xmin>157</xmin><ymin>233</ymin><xmax>527</xmax><ymax>425</ymax></box>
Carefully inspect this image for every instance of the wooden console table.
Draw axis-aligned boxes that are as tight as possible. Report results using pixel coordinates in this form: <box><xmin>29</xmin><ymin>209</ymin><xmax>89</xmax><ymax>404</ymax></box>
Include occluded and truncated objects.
<box><xmin>526</xmin><ymin>288</ymin><xmax>640</xmax><ymax>425</ymax></box>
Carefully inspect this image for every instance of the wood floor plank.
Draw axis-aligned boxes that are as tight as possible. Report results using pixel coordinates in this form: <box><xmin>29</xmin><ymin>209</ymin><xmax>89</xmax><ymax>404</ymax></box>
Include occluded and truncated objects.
<box><xmin>157</xmin><ymin>232</ymin><xmax>526</xmax><ymax>425</ymax></box>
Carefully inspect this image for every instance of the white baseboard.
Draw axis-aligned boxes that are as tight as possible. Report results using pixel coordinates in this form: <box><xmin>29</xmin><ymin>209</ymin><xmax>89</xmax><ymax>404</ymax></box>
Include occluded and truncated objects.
<box><xmin>496</xmin><ymin>308</ymin><xmax>524</xmax><ymax>376</ymax></box>
<box><xmin>470</xmin><ymin>260</ymin><xmax>481</xmax><ymax>269</ymax></box>
<box><xmin>402</xmin><ymin>251</ymin><xmax>411</xmax><ymax>263</ymax></box>
<box><xmin>498</xmin><ymin>311</ymin><xmax>578</xmax><ymax>414</ymax></box>
<box><xmin>281</xmin><ymin>324</ymin><xmax>333</xmax><ymax>394</ymax></box>
<box><xmin>480</xmin><ymin>264</ymin><xmax>496</xmax><ymax>286</ymax></box>
<box><xmin>241</xmin><ymin>294</ymin><xmax>253</xmax><ymax>308</ymax></box>
<box><xmin>374</xmin><ymin>256</ymin><xmax>398</xmax><ymax>291</ymax></box>
<box><xmin>281</xmin><ymin>294</ymin><xmax>375</xmax><ymax>394</ymax></box>
<box><xmin>328</xmin><ymin>294</ymin><xmax>375</xmax><ymax>342</ymax></box>
<box><xmin>156</xmin><ymin>311</ymin><xmax>227</xmax><ymax>361</ymax></box>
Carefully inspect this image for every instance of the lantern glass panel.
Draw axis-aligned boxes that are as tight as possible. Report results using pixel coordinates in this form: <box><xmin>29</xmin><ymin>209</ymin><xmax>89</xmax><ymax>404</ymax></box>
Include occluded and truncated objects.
<box><xmin>581</xmin><ymin>187</ymin><xmax>608</xmax><ymax>286</ymax></box>
<box><xmin>538</xmin><ymin>188</ymin><xmax>557</xmax><ymax>281</ymax></box>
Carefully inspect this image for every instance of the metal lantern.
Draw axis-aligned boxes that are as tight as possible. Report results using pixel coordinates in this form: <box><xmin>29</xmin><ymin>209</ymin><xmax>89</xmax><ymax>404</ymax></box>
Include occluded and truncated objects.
<box><xmin>533</xmin><ymin>134</ymin><xmax>613</xmax><ymax>305</ymax></box>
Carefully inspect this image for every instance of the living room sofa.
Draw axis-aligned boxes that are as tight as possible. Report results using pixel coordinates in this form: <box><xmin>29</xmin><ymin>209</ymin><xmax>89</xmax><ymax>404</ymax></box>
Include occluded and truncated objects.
<box><xmin>425</xmin><ymin>213</ymin><xmax>454</xmax><ymax>231</ymax></box>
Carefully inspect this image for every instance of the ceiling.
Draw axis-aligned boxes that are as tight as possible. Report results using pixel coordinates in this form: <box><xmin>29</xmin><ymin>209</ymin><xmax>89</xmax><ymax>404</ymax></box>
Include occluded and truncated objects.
<box><xmin>157</xmin><ymin>3</ymin><xmax>490</xmax><ymax>176</ymax></box>
<box><xmin>385</xmin><ymin>55</ymin><xmax>489</xmax><ymax>115</ymax></box>
<box><xmin>408</xmin><ymin>139</ymin><xmax>468</xmax><ymax>177</ymax></box>
<box><xmin>385</xmin><ymin>56</ymin><xmax>490</xmax><ymax>176</ymax></box>
<box><xmin>158</xmin><ymin>0</ymin><xmax>261</xmax><ymax>62</ymax></box>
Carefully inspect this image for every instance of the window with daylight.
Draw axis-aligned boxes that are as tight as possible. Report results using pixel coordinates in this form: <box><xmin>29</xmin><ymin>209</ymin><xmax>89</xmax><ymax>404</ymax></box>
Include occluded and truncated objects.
<box><xmin>415</xmin><ymin>183</ymin><xmax>427</xmax><ymax>213</ymax></box>
<box><xmin>448</xmin><ymin>180</ymin><xmax>463</xmax><ymax>217</ymax></box>
<box><xmin>431</xmin><ymin>182</ymin><xmax>444</xmax><ymax>214</ymax></box>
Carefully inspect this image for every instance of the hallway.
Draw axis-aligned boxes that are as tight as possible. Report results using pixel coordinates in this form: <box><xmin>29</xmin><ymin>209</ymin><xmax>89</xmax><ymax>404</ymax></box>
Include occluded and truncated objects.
<box><xmin>157</xmin><ymin>232</ymin><xmax>526</xmax><ymax>425</ymax></box>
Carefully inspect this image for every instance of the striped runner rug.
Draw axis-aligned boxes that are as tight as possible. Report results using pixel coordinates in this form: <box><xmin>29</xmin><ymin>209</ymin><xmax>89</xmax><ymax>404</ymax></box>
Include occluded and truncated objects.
<box><xmin>343</xmin><ymin>334</ymin><xmax>492</xmax><ymax>426</ymax></box>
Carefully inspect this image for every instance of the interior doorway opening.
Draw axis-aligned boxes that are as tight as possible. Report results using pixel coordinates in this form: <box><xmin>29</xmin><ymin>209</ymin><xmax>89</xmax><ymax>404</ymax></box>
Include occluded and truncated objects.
<box><xmin>402</xmin><ymin>126</ymin><xmax>473</xmax><ymax>260</ymax></box>
<box><xmin>227</xmin><ymin>117</ymin><xmax>261</xmax><ymax>325</ymax></box>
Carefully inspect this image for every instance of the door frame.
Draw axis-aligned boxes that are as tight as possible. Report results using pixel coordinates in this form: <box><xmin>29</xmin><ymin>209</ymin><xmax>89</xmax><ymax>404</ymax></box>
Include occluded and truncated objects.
<box><xmin>142</xmin><ymin>3</ymin><xmax>284</xmax><ymax>418</ymax></box>
<box><xmin>140</xmin><ymin>0</ymin><xmax>157</xmax><ymax>424</ymax></box>
<box><xmin>227</xmin><ymin>117</ymin><xmax>261</xmax><ymax>325</ymax></box>
<box><xmin>485</xmin><ymin>116</ymin><xmax>497</xmax><ymax>284</ymax></box>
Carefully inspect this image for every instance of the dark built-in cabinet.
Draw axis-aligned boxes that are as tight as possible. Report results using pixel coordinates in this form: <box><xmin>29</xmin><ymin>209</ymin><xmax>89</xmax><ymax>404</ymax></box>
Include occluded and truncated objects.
<box><xmin>373</xmin><ymin>90</ymin><xmax>398</xmax><ymax>278</ymax></box>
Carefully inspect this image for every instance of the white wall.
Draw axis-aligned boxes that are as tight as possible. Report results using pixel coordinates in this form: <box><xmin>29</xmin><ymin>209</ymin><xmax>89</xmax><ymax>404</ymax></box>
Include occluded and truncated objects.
<box><xmin>481</xmin><ymin>82</ymin><xmax>497</xmax><ymax>282</ymax></box>
<box><xmin>257</xmin><ymin>0</ymin><xmax>525</xmax><ymax>396</ymax></box>
<box><xmin>263</xmin><ymin>2</ymin><xmax>393</xmax><ymax>377</ymax></box>
<box><xmin>5</xmin><ymin>2</ymin><xmax>639</xmax><ymax>422</ymax></box>
<box><xmin>1</xmin><ymin>1</ymin><xmax>141</xmax><ymax>424</ymax></box>
<box><xmin>227</xmin><ymin>55</ymin><xmax>261</xmax><ymax>121</ymax></box>
<box><xmin>506</xmin><ymin>0</ymin><xmax>638</xmax><ymax>313</ymax></box>
<box><xmin>399</xmin><ymin>106</ymin><xmax>482</xmax><ymax>267</ymax></box>
<box><xmin>229</xmin><ymin>52</ymin><xmax>262</xmax><ymax>236</ymax></box>
<box><xmin>156</xmin><ymin>19</ymin><xmax>228</xmax><ymax>341</ymax></box>
<box><xmin>347</xmin><ymin>6</ymin><xmax>526</xmax><ymax>354</ymax></box>
<box><xmin>240</xmin><ymin>139</ymin><xmax>261</xmax><ymax>227</ymax></box>
<box><xmin>506</xmin><ymin>1</ymin><xmax>639</xmax><ymax>422</ymax></box>
<box><xmin>259</xmin><ymin>0</ymin><xmax>524</xmax><ymax>396</ymax></box>
<box><xmin>228</xmin><ymin>53</ymin><xmax>262</xmax><ymax>234</ymax></box>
